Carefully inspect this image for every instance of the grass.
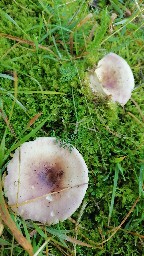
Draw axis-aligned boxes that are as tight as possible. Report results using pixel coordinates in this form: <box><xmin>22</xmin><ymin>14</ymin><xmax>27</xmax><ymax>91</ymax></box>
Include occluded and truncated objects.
<box><xmin>0</xmin><ymin>0</ymin><xmax>144</xmax><ymax>255</ymax></box>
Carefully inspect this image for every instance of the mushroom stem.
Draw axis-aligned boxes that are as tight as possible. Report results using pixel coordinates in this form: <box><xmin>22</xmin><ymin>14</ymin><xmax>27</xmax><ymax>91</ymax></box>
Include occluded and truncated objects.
<box><xmin>89</xmin><ymin>70</ymin><xmax>106</xmax><ymax>95</ymax></box>
<box><xmin>0</xmin><ymin>178</ymin><xmax>34</xmax><ymax>256</ymax></box>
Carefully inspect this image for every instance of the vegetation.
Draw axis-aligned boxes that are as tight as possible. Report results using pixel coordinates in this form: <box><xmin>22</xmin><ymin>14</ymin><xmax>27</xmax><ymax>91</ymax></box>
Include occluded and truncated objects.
<box><xmin>0</xmin><ymin>0</ymin><xmax>143</xmax><ymax>255</ymax></box>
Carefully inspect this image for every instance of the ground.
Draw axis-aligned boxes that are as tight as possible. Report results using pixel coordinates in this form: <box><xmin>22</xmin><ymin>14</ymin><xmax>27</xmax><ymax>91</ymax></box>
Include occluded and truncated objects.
<box><xmin>0</xmin><ymin>0</ymin><xmax>144</xmax><ymax>255</ymax></box>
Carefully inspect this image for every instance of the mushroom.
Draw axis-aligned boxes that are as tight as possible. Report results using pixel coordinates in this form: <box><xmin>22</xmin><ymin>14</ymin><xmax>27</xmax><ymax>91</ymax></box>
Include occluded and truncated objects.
<box><xmin>4</xmin><ymin>137</ymin><xmax>88</xmax><ymax>225</ymax></box>
<box><xmin>89</xmin><ymin>52</ymin><xmax>134</xmax><ymax>105</ymax></box>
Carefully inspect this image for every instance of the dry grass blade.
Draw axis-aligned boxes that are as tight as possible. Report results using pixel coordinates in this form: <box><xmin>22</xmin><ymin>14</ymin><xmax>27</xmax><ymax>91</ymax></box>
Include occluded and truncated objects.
<box><xmin>33</xmin><ymin>239</ymin><xmax>50</xmax><ymax>256</ymax></box>
<box><xmin>76</xmin><ymin>13</ymin><xmax>93</xmax><ymax>29</ymax></box>
<box><xmin>0</xmin><ymin>42</ymin><xmax>20</xmax><ymax>60</ymax></box>
<box><xmin>10</xmin><ymin>183</ymin><xmax>88</xmax><ymax>208</ymax></box>
<box><xmin>131</xmin><ymin>97</ymin><xmax>144</xmax><ymax>122</ymax></box>
<box><xmin>64</xmin><ymin>235</ymin><xmax>93</xmax><ymax>248</ymax></box>
<box><xmin>49</xmin><ymin>228</ymin><xmax>94</xmax><ymax>249</ymax></box>
<box><xmin>0</xmin><ymin>33</ymin><xmax>58</xmax><ymax>57</ymax></box>
<box><xmin>50</xmin><ymin>240</ymin><xmax>72</xmax><ymax>256</ymax></box>
<box><xmin>73</xmin><ymin>201</ymin><xmax>87</xmax><ymax>255</ymax></box>
<box><xmin>98</xmin><ymin>196</ymin><xmax>140</xmax><ymax>246</ymax></box>
<box><xmin>0</xmin><ymin>72</ymin><xmax>19</xmax><ymax>138</ymax></box>
<box><xmin>100</xmin><ymin>9</ymin><xmax>143</xmax><ymax>45</ymax></box>
<box><xmin>88</xmin><ymin>24</ymin><xmax>98</xmax><ymax>41</ymax></box>
<box><xmin>0</xmin><ymin>109</ymin><xmax>16</xmax><ymax>137</ymax></box>
<box><xmin>127</xmin><ymin>112</ymin><xmax>144</xmax><ymax>127</ymax></box>
<box><xmin>111</xmin><ymin>227</ymin><xmax>144</xmax><ymax>239</ymax></box>
<box><xmin>0</xmin><ymin>182</ymin><xmax>34</xmax><ymax>255</ymax></box>
<box><xmin>69</xmin><ymin>13</ymin><xmax>93</xmax><ymax>55</ymax></box>
<box><xmin>79</xmin><ymin>231</ymin><xmax>102</xmax><ymax>249</ymax></box>
<box><xmin>26</xmin><ymin>112</ymin><xmax>42</xmax><ymax>129</ymax></box>
<box><xmin>0</xmin><ymin>222</ymin><xmax>4</xmax><ymax>236</ymax></box>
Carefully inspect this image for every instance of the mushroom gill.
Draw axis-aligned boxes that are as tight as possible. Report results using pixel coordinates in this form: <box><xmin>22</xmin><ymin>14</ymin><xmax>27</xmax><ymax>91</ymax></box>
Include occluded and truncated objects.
<box><xmin>4</xmin><ymin>137</ymin><xmax>88</xmax><ymax>225</ymax></box>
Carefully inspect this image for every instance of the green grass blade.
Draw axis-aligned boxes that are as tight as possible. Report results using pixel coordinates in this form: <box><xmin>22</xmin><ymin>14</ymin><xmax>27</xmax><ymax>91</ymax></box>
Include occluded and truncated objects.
<box><xmin>4</xmin><ymin>117</ymin><xmax>49</xmax><ymax>162</ymax></box>
<box><xmin>90</xmin><ymin>9</ymin><xmax>110</xmax><ymax>49</ymax></box>
<box><xmin>33</xmin><ymin>240</ymin><xmax>49</xmax><ymax>256</ymax></box>
<box><xmin>52</xmin><ymin>36</ymin><xmax>62</xmax><ymax>59</ymax></box>
<box><xmin>0</xmin><ymin>133</ymin><xmax>5</xmax><ymax>168</ymax></box>
<box><xmin>22</xmin><ymin>220</ymin><xmax>31</xmax><ymax>243</ymax></box>
<box><xmin>2</xmin><ymin>11</ymin><xmax>29</xmax><ymax>38</ymax></box>
<box><xmin>0</xmin><ymin>73</ymin><xmax>14</xmax><ymax>80</ymax></box>
<box><xmin>0</xmin><ymin>238</ymin><xmax>14</xmax><ymax>246</ymax></box>
<box><xmin>33</xmin><ymin>223</ymin><xmax>47</xmax><ymax>239</ymax></box>
<box><xmin>139</xmin><ymin>164</ymin><xmax>144</xmax><ymax>197</ymax></box>
<box><xmin>0</xmin><ymin>88</ymin><xmax>27</xmax><ymax>113</ymax></box>
<box><xmin>108</xmin><ymin>165</ymin><xmax>119</xmax><ymax>225</ymax></box>
<box><xmin>38</xmin><ymin>15</ymin><xmax>44</xmax><ymax>41</ymax></box>
<box><xmin>47</xmin><ymin>227</ymin><xmax>93</xmax><ymax>248</ymax></box>
<box><xmin>38</xmin><ymin>0</ymin><xmax>52</xmax><ymax>15</ymax></box>
<box><xmin>117</xmin><ymin>162</ymin><xmax>126</xmax><ymax>181</ymax></box>
<box><xmin>46</xmin><ymin>227</ymin><xmax>68</xmax><ymax>248</ymax></box>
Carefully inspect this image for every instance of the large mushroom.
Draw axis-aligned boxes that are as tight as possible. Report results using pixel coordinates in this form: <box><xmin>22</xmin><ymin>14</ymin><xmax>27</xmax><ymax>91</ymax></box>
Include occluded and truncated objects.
<box><xmin>89</xmin><ymin>52</ymin><xmax>135</xmax><ymax>105</ymax></box>
<box><xmin>4</xmin><ymin>137</ymin><xmax>88</xmax><ymax>225</ymax></box>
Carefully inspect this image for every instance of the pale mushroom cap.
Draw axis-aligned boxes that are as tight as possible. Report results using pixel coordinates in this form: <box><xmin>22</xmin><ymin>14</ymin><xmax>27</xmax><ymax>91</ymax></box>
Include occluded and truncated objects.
<box><xmin>90</xmin><ymin>53</ymin><xmax>134</xmax><ymax>105</ymax></box>
<box><xmin>4</xmin><ymin>137</ymin><xmax>88</xmax><ymax>225</ymax></box>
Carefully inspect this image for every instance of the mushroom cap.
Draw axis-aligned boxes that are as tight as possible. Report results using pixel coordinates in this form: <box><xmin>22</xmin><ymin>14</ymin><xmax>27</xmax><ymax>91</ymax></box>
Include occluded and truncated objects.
<box><xmin>4</xmin><ymin>137</ymin><xmax>88</xmax><ymax>225</ymax></box>
<box><xmin>89</xmin><ymin>52</ymin><xmax>134</xmax><ymax>105</ymax></box>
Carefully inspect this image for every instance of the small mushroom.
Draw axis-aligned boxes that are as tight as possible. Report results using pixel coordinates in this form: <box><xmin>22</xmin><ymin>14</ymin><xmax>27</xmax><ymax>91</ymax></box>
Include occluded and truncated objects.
<box><xmin>89</xmin><ymin>52</ymin><xmax>134</xmax><ymax>105</ymax></box>
<box><xmin>4</xmin><ymin>137</ymin><xmax>88</xmax><ymax>225</ymax></box>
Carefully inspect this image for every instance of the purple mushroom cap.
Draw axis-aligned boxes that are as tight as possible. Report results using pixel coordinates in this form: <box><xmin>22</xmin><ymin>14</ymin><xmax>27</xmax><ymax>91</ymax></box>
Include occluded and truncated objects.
<box><xmin>4</xmin><ymin>137</ymin><xmax>89</xmax><ymax>225</ymax></box>
<box><xmin>89</xmin><ymin>52</ymin><xmax>135</xmax><ymax>105</ymax></box>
